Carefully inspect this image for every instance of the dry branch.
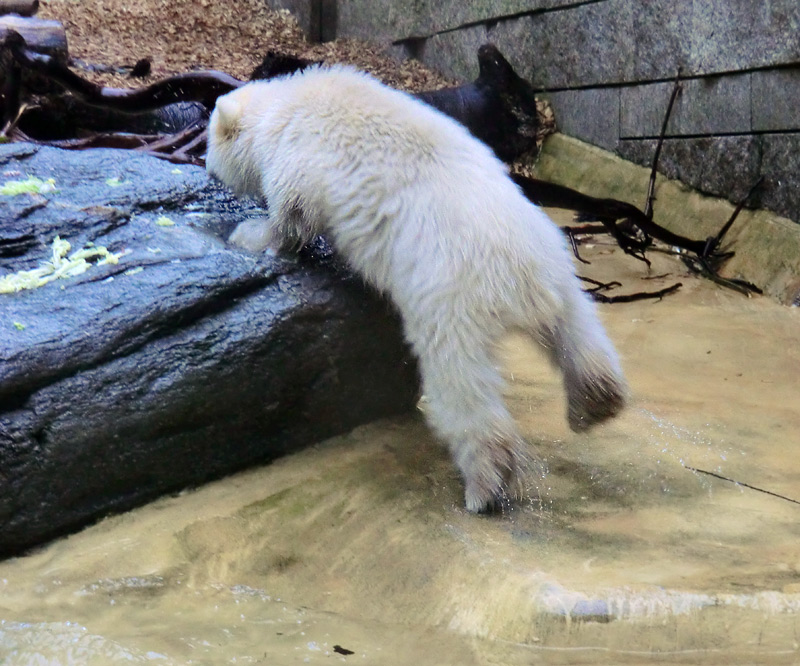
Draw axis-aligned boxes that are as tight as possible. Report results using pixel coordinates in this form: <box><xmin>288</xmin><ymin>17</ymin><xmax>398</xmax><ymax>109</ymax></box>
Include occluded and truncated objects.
<box><xmin>644</xmin><ymin>68</ymin><xmax>682</xmax><ymax>219</ymax></box>
<box><xmin>587</xmin><ymin>282</ymin><xmax>683</xmax><ymax>304</ymax></box>
<box><xmin>636</xmin><ymin>66</ymin><xmax>763</xmax><ymax>295</ymax></box>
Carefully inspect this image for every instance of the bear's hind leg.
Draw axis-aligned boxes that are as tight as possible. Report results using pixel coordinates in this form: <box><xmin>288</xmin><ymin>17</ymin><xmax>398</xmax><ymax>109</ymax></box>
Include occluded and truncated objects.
<box><xmin>413</xmin><ymin>323</ymin><xmax>540</xmax><ymax>512</ymax></box>
<box><xmin>538</xmin><ymin>286</ymin><xmax>627</xmax><ymax>432</ymax></box>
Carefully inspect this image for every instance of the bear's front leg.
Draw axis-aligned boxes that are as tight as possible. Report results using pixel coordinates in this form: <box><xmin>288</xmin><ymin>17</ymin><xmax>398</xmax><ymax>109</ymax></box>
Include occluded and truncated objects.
<box><xmin>228</xmin><ymin>201</ymin><xmax>317</xmax><ymax>255</ymax></box>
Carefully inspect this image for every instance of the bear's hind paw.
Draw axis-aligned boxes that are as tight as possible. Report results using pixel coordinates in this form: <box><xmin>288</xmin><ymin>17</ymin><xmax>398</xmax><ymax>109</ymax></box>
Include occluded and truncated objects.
<box><xmin>461</xmin><ymin>438</ymin><xmax>545</xmax><ymax>514</ymax></box>
<box><xmin>567</xmin><ymin>372</ymin><xmax>627</xmax><ymax>432</ymax></box>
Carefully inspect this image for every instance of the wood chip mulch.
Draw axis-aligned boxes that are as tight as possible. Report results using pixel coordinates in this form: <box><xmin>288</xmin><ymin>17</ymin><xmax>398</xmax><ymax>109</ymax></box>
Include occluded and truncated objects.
<box><xmin>38</xmin><ymin>0</ymin><xmax>455</xmax><ymax>92</ymax></box>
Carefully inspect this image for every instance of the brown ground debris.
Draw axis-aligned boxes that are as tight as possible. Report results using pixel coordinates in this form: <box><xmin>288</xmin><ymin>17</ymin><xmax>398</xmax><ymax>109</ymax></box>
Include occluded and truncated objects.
<box><xmin>38</xmin><ymin>0</ymin><xmax>454</xmax><ymax>92</ymax></box>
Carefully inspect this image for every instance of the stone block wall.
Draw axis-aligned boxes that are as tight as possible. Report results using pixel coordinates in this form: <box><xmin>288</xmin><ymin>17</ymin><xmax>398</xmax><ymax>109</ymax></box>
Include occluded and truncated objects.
<box><xmin>271</xmin><ymin>0</ymin><xmax>799</xmax><ymax>225</ymax></box>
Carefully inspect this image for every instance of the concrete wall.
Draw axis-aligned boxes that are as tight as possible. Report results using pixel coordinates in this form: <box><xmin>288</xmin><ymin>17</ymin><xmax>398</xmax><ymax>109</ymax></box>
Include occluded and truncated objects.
<box><xmin>272</xmin><ymin>0</ymin><xmax>800</xmax><ymax>225</ymax></box>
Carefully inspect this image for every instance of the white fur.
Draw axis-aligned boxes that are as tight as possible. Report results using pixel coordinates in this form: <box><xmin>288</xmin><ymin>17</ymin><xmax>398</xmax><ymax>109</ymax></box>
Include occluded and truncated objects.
<box><xmin>206</xmin><ymin>65</ymin><xmax>627</xmax><ymax>512</ymax></box>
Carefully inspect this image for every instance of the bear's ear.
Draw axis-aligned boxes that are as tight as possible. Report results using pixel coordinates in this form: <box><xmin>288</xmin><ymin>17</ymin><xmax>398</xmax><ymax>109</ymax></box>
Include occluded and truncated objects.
<box><xmin>214</xmin><ymin>95</ymin><xmax>243</xmax><ymax>139</ymax></box>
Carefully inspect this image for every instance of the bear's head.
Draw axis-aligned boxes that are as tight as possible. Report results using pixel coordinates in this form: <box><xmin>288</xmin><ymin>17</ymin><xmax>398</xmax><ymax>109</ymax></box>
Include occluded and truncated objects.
<box><xmin>206</xmin><ymin>85</ymin><xmax>264</xmax><ymax>198</ymax></box>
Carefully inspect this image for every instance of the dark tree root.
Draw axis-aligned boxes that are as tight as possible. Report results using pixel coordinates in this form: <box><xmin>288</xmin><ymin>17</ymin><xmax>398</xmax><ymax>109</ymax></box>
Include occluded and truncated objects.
<box><xmin>3</xmin><ymin>30</ymin><xmax>242</xmax><ymax>112</ymax></box>
<box><xmin>1</xmin><ymin>30</ymin><xmax>228</xmax><ymax>161</ymax></box>
<box><xmin>0</xmin><ymin>40</ymin><xmax>22</xmax><ymax>131</ymax></box>
<box><xmin>6</xmin><ymin>123</ymin><xmax>207</xmax><ymax>165</ymax></box>
<box><xmin>511</xmin><ymin>174</ymin><xmax>708</xmax><ymax>257</ymax></box>
<box><xmin>2</xmin><ymin>34</ymin><xmax>544</xmax><ymax>171</ymax></box>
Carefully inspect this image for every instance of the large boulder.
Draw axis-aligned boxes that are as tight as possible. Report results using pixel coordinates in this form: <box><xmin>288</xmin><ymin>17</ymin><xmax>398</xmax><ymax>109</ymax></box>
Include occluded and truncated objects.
<box><xmin>0</xmin><ymin>143</ymin><xmax>419</xmax><ymax>557</ymax></box>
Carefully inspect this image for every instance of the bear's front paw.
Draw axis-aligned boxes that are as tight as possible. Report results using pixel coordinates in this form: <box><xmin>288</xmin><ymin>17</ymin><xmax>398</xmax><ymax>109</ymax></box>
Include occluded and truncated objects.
<box><xmin>228</xmin><ymin>217</ymin><xmax>275</xmax><ymax>254</ymax></box>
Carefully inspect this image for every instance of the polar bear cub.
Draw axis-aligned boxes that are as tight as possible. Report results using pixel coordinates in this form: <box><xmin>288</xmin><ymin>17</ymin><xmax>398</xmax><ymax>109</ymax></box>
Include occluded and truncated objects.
<box><xmin>206</xmin><ymin>65</ymin><xmax>627</xmax><ymax>512</ymax></box>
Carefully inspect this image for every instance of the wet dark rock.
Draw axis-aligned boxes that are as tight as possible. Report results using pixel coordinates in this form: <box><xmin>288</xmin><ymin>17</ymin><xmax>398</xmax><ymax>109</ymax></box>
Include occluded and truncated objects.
<box><xmin>0</xmin><ymin>143</ymin><xmax>419</xmax><ymax>557</ymax></box>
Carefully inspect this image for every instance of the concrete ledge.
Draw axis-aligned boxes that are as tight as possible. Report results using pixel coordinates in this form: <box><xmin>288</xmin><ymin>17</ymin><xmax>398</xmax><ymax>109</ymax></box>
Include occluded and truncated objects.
<box><xmin>534</xmin><ymin>133</ymin><xmax>800</xmax><ymax>304</ymax></box>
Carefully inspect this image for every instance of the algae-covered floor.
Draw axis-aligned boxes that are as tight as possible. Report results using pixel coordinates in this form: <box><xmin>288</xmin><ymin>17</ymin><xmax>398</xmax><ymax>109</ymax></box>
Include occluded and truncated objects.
<box><xmin>1</xmin><ymin>217</ymin><xmax>799</xmax><ymax>665</ymax></box>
